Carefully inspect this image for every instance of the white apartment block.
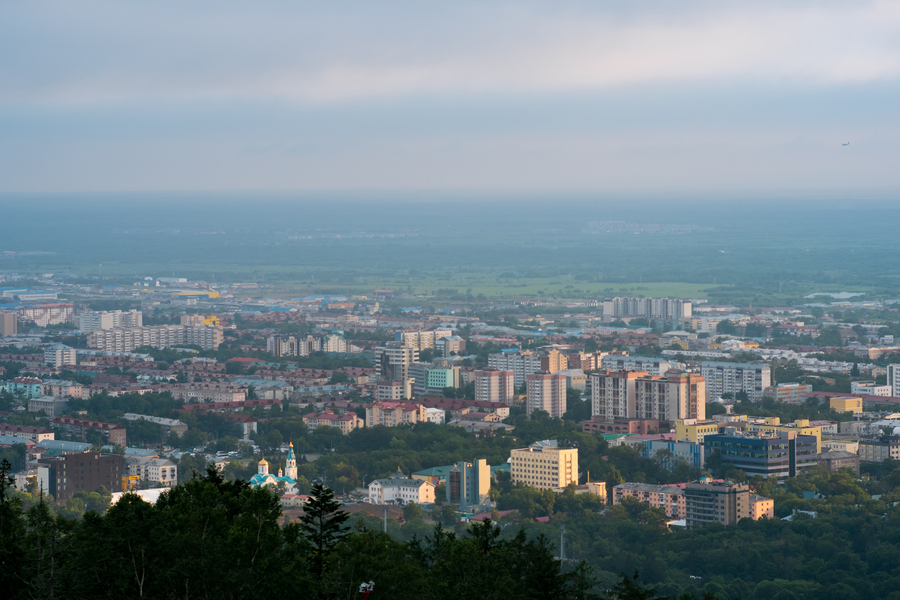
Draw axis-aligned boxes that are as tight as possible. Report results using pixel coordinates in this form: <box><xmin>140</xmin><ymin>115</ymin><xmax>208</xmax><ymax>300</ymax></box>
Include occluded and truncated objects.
<box><xmin>44</xmin><ymin>344</ymin><xmax>77</xmax><ymax>368</ymax></box>
<box><xmin>474</xmin><ymin>369</ymin><xmax>515</xmax><ymax>403</ymax></box>
<box><xmin>601</xmin><ymin>355</ymin><xmax>675</xmax><ymax>376</ymax></box>
<box><xmin>700</xmin><ymin>361</ymin><xmax>771</xmax><ymax>402</ymax></box>
<box><xmin>525</xmin><ymin>372</ymin><xmax>567</xmax><ymax>418</ymax></box>
<box><xmin>87</xmin><ymin>325</ymin><xmax>224</xmax><ymax>352</ymax></box>
<box><xmin>488</xmin><ymin>351</ymin><xmax>542</xmax><ymax>387</ymax></box>
<box><xmin>322</xmin><ymin>333</ymin><xmax>347</xmax><ymax>353</ymax></box>
<box><xmin>376</xmin><ymin>379</ymin><xmax>413</xmax><ymax>401</ymax></box>
<box><xmin>602</xmin><ymin>297</ymin><xmax>692</xmax><ymax>322</ymax></box>
<box><xmin>884</xmin><ymin>365</ymin><xmax>900</xmax><ymax>397</ymax></box>
<box><xmin>591</xmin><ymin>371</ymin><xmax>645</xmax><ymax>420</ymax></box>
<box><xmin>77</xmin><ymin>310</ymin><xmax>143</xmax><ymax>333</ymax></box>
<box><xmin>633</xmin><ymin>373</ymin><xmax>706</xmax><ymax>422</ymax></box>
<box><xmin>18</xmin><ymin>304</ymin><xmax>73</xmax><ymax>327</ymax></box>
<box><xmin>851</xmin><ymin>381</ymin><xmax>891</xmax><ymax>396</ymax></box>
<box><xmin>267</xmin><ymin>334</ymin><xmax>321</xmax><ymax>357</ymax></box>
<box><xmin>368</xmin><ymin>469</ymin><xmax>435</xmax><ymax>505</ymax></box>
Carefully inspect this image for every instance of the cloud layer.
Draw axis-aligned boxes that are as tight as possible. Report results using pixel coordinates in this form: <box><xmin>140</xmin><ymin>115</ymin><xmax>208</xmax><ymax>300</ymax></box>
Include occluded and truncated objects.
<box><xmin>0</xmin><ymin>1</ymin><xmax>898</xmax><ymax>193</ymax></box>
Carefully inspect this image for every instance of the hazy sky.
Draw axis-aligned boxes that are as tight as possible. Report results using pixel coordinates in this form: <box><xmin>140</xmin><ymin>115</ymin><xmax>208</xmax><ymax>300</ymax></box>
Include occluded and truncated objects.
<box><xmin>1</xmin><ymin>1</ymin><xmax>899</xmax><ymax>195</ymax></box>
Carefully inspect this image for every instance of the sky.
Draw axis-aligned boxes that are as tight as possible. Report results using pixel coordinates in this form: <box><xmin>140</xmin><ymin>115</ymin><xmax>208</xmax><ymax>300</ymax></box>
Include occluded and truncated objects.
<box><xmin>1</xmin><ymin>1</ymin><xmax>899</xmax><ymax>196</ymax></box>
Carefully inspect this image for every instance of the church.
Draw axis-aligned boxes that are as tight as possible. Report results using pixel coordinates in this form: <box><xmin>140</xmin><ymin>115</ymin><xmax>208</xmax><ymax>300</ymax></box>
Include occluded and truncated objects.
<box><xmin>249</xmin><ymin>441</ymin><xmax>298</xmax><ymax>493</ymax></box>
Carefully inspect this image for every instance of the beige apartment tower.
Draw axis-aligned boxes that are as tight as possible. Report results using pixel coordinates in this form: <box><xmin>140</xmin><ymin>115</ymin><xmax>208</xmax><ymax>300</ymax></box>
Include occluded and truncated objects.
<box><xmin>510</xmin><ymin>441</ymin><xmax>579</xmax><ymax>491</ymax></box>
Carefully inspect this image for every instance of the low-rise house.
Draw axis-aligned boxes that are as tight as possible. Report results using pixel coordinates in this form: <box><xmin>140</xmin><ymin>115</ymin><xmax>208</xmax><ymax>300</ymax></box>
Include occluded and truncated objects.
<box><xmin>28</xmin><ymin>396</ymin><xmax>69</xmax><ymax>417</ymax></box>
<box><xmin>368</xmin><ymin>468</ymin><xmax>435</xmax><ymax>505</ymax></box>
<box><xmin>613</xmin><ymin>482</ymin><xmax>686</xmax><ymax>519</ymax></box>
<box><xmin>0</xmin><ymin>423</ymin><xmax>54</xmax><ymax>444</ymax></box>
<box><xmin>126</xmin><ymin>456</ymin><xmax>178</xmax><ymax>487</ymax></box>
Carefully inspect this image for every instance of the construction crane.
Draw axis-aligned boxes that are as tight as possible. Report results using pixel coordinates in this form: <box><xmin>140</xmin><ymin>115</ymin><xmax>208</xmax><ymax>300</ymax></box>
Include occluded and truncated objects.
<box><xmin>121</xmin><ymin>475</ymin><xmax>140</xmax><ymax>491</ymax></box>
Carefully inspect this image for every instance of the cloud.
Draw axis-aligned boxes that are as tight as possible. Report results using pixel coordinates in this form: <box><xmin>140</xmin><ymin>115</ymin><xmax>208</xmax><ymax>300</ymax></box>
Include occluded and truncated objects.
<box><xmin>2</xmin><ymin>1</ymin><xmax>899</xmax><ymax>106</ymax></box>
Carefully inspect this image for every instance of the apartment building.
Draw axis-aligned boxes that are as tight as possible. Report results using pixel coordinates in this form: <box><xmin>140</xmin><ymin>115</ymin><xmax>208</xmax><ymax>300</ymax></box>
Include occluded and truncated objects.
<box><xmin>704</xmin><ymin>429</ymin><xmax>818</xmax><ymax>478</ymax></box>
<box><xmin>859</xmin><ymin>436</ymin><xmax>900</xmax><ymax>463</ymax></box>
<box><xmin>435</xmin><ymin>335</ymin><xmax>466</xmax><ymax>357</ymax></box>
<box><xmin>488</xmin><ymin>350</ymin><xmax>542</xmax><ymax>387</ymax></box>
<box><xmin>700</xmin><ymin>361</ymin><xmax>771</xmax><ymax>402</ymax></box>
<box><xmin>675</xmin><ymin>419</ymin><xmax>724</xmax><ymax>444</ymax></box>
<box><xmin>366</xmin><ymin>401</ymin><xmax>427</xmax><ymax>427</ymax></box>
<box><xmin>748</xmin><ymin>418</ymin><xmax>822</xmax><ymax>453</ymax></box>
<box><xmin>510</xmin><ymin>440</ymin><xmax>578</xmax><ymax>491</ymax></box>
<box><xmin>633</xmin><ymin>373</ymin><xmax>705</xmax><ymax>422</ymax></box>
<box><xmin>525</xmin><ymin>372</ymin><xmax>567</xmax><ymax>418</ymax></box>
<box><xmin>18</xmin><ymin>303</ymin><xmax>73</xmax><ymax>327</ymax></box>
<box><xmin>374</xmin><ymin>345</ymin><xmax>419</xmax><ymax>382</ymax></box>
<box><xmin>602</xmin><ymin>297</ymin><xmax>692</xmax><ymax>322</ymax></box>
<box><xmin>851</xmin><ymin>381</ymin><xmax>891</xmax><ymax>396</ymax></box>
<box><xmin>762</xmin><ymin>383</ymin><xmax>813</xmax><ymax>404</ymax></box>
<box><xmin>87</xmin><ymin>324</ymin><xmax>224</xmax><ymax>352</ymax></box>
<box><xmin>817</xmin><ymin>450</ymin><xmax>860</xmax><ymax>474</ymax></box>
<box><xmin>126</xmin><ymin>457</ymin><xmax>177</xmax><ymax>487</ymax></box>
<box><xmin>613</xmin><ymin>482</ymin><xmax>686</xmax><ymax>519</ymax></box>
<box><xmin>2</xmin><ymin>377</ymin><xmax>45</xmax><ymax>398</ymax></box>
<box><xmin>302</xmin><ymin>410</ymin><xmax>364</xmax><ymax>434</ymax></box>
<box><xmin>684</xmin><ymin>478</ymin><xmax>749</xmax><ymax>529</ymax></box>
<box><xmin>77</xmin><ymin>310</ymin><xmax>143</xmax><ymax>332</ymax></box>
<box><xmin>37</xmin><ymin>452</ymin><xmax>124</xmax><ymax>504</ymax></box>
<box><xmin>28</xmin><ymin>396</ymin><xmax>69</xmax><ymax>417</ymax></box>
<box><xmin>601</xmin><ymin>355</ymin><xmax>675</xmax><ymax>376</ymax></box>
<box><xmin>168</xmin><ymin>383</ymin><xmax>247</xmax><ymax>403</ymax></box>
<box><xmin>322</xmin><ymin>333</ymin><xmax>347</xmax><ymax>353</ymax></box>
<box><xmin>396</xmin><ymin>329</ymin><xmax>453</xmax><ymax>350</ymax></box>
<box><xmin>42</xmin><ymin>379</ymin><xmax>84</xmax><ymax>399</ymax></box>
<box><xmin>540</xmin><ymin>349</ymin><xmax>568</xmax><ymax>373</ymax></box>
<box><xmin>640</xmin><ymin>440</ymin><xmax>706</xmax><ymax>469</ymax></box>
<box><xmin>376</xmin><ymin>379</ymin><xmax>413</xmax><ymax>401</ymax></box>
<box><xmin>120</xmin><ymin>413</ymin><xmax>188</xmax><ymax>437</ymax></box>
<box><xmin>0</xmin><ymin>423</ymin><xmax>54</xmax><ymax>444</ymax></box>
<box><xmin>49</xmin><ymin>417</ymin><xmax>127</xmax><ymax>446</ymax></box>
<box><xmin>888</xmin><ymin>364</ymin><xmax>900</xmax><ymax>398</ymax></box>
<box><xmin>0</xmin><ymin>311</ymin><xmax>16</xmax><ymax>337</ymax></box>
<box><xmin>408</xmin><ymin>362</ymin><xmax>457</xmax><ymax>397</ymax></box>
<box><xmin>44</xmin><ymin>344</ymin><xmax>77</xmax><ymax>368</ymax></box>
<box><xmin>474</xmin><ymin>369</ymin><xmax>515</xmax><ymax>403</ymax></box>
<box><xmin>267</xmin><ymin>334</ymin><xmax>321</xmax><ymax>358</ymax></box>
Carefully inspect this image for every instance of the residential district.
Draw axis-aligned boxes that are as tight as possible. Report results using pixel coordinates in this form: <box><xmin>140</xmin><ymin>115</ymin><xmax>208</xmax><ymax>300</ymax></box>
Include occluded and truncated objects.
<box><xmin>3</xmin><ymin>277</ymin><xmax>900</xmax><ymax>532</ymax></box>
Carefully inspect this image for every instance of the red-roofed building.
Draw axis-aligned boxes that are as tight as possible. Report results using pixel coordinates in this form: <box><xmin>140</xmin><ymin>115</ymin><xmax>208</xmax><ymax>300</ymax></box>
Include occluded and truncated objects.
<box><xmin>365</xmin><ymin>401</ymin><xmax>426</xmax><ymax>427</ymax></box>
<box><xmin>0</xmin><ymin>423</ymin><xmax>54</xmax><ymax>444</ymax></box>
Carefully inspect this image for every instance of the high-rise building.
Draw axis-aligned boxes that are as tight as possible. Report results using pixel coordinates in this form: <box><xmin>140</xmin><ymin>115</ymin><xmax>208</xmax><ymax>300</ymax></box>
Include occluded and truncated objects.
<box><xmin>540</xmin><ymin>349</ymin><xmax>568</xmax><ymax>373</ymax></box>
<box><xmin>267</xmin><ymin>334</ymin><xmax>321</xmax><ymax>357</ymax></box>
<box><xmin>510</xmin><ymin>440</ymin><xmax>578</xmax><ymax>491</ymax></box>
<box><xmin>700</xmin><ymin>361</ymin><xmax>771</xmax><ymax>402</ymax></box>
<box><xmin>396</xmin><ymin>329</ymin><xmax>453</xmax><ymax>350</ymax></box>
<box><xmin>37</xmin><ymin>451</ymin><xmax>124</xmax><ymax>504</ymax></box>
<box><xmin>488</xmin><ymin>350</ymin><xmax>542</xmax><ymax>387</ymax></box>
<box><xmin>0</xmin><ymin>311</ymin><xmax>16</xmax><ymax>337</ymax></box>
<box><xmin>684</xmin><ymin>478</ymin><xmax>749</xmax><ymax>529</ymax></box>
<box><xmin>887</xmin><ymin>365</ymin><xmax>900</xmax><ymax>398</ymax></box>
<box><xmin>77</xmin><ymin>310</ymin><xmax>142</xmax><ymax>332</ymax></box>
<box><xmin>474</xmin><ymin>369</ymin><xmax>515</xmax><ymax>403</ymax></box>
<box><xmin>17</xmin><ymin>303</ymin><xmax>73</xmax><ymax>327</ymax></box>
<box><xmin>447</xmin><ymin>459</ymin><xmax>491</xmax><ymax>510</ymax></box>
<box><xmin>374</xmin><ymin>345</ymin><xmax>419</xmax><ymax>381</ymax></box>
<box><xmin>44</xmin><ymin>344</ymin><xmax>77</xmax><ymax>368</ymax></box>
<box><xmin>601</xmin><ymin>354</ymin><xmax>675</xmax><ymax>375</ymax></box>
<box><xmin>602</xmin><ymin>297</ymin><xmax>692</xmax><ymax>322</ymax></box>
<box><xmin>592</xmin><ymin>371</ymin><xmax>705</xmax><ymax>423</ymax></box>
<box><xmin>525</xmin><ymin>372</ymin><xmax>567</xmax><ymax>418</ymax></box>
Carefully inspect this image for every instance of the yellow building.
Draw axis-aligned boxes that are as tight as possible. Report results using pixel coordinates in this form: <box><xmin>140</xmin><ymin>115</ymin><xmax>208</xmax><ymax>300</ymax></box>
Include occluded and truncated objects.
<box><xmin>510</xmin><ymin>440</ymin><xmax>578</xmax><ymax>491</ymax></box>
<box><xmin>676</xmin><ymin>419</ymin><xmax>721</xmax><ymax>444</ymax></box>
<box><xmin>752</xmin><ymin>418</ymin><xmax>822</xmax><ymax>453</ymax></box>
<box><xmin>749</xmin><ymin>494</ymin><xmax>774</xmax><ymax>520</ymax></box>
<box><xmin>830</xmin><ymin>396</ymin><xmax>863</xmax><ymax>414</ymax></box>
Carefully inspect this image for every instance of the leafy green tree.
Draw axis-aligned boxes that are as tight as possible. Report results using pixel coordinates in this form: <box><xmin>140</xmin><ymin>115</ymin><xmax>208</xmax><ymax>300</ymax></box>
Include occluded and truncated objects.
<box><xmin>403</xmin><ymin>502</ymin><xmax>423</xmax><ymax>521</ymax></box>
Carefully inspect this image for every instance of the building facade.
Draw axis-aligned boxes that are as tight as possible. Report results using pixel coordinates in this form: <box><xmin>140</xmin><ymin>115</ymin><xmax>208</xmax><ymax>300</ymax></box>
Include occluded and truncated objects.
<box><xmin>888</xmin><ymin>364</ymin><xmax>900</xmax><ymax>398</ymax></box>
<box><xmin>447</xmin><ymin>459</ymin><xmax>491</xmax><ymax>510</ymax></box>
<box><xmin>510</xmin><ymin>440</ymin><xmax>579</xmax><ymax>491</ymax></box>
<box><xmin>120</xmin><ymin>413</ymin><xmax>188</xmax><ymax>437</ymax></box>
<box><xmin>18</xmin><ymin>304</ymin><xmax>73</xmax><ymax>327</ymax></box>
<box><xmin>602</xmin><ymin>297</ymin><xmax>692</xmax><ymax>322</ymax></box>
<box><xmin>684</xmin><ymin>478</ymin><xmax>749</xmax><ymax>529</ymax></box>
<box><xmin>488</xmin><ymin>351</ymin><xmax>542</xmax><ymax>387</ymax></box>
<box><xmin>87</xmin><ymin>324</ymin><xmax>224</xmax><ymax>352</ymax></box>
<box><xmin>525</xmin><ymin>372</ymin><xmax>567</xmax><ymax>418</ymax></box>
<box><xmin>474</xmin><ymin>369</ymin><xmax>515</xmax><ymax>403</ymax></box>
<box><xmin>700</xmin><ymin>361</ymin><xmax>771</xmax><ymax>402</ymax></box>
<box><xmin>365</xmin><ymin>401</ymin><xmax>427</xmax><ymax>427</ymax></box>
<box><xmin>762</xmin><ymin>383</ymin><xmax>813</xmax><ymax>404</ymax></box>
<box><xmin>37</xmin><ymin>452</ymin><xmax>124</xmax><ymax>503</ymax></box>
<box><xmin>859</xmin><ymin>436</ymin><xmax>900</xmax><ymax>463</ymax></box>
<box><xmin>0</xmin><ymin>423</ymin><xmax>54</xmax><ymax>444</ymax></box>
<box><xmin>368</xmin><ymin>468</ymin><xmax>436</xmax><ymax>505</ymax></box>
<box><xmin>302</xmin><ymin>410</ymin><xmax>364</xmax><ymax>434</ymax></box>
<box><xmin>77</xmin><ymin>310</ymin><xmax>143</xmax><ymax>332</ymax></box>
<box><xmin>613</xmin><ymin>482</ymin><xmax>686</xmax><ymax>519</ymax></box>
<box><xmin>0</xmin><ymin>311</ymin><xmax>16</xmax><ymax>337</ymax></box>
<box><xmin>374</xmin><ymin>345</ymin><xmax>419</xmax><ymax>382</ymax></box>
<box><xmin>704</xmin><ymin>430</ymin><xmax>818</xmax><ymax>478</ymax></box>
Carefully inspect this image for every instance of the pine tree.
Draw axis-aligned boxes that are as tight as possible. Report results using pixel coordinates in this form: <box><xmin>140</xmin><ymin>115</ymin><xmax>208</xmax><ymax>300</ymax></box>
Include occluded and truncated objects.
<box><xmin>300</xmin><ymin>483</ymin><xmax>349</xmax><ymax>582</ymax></box>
